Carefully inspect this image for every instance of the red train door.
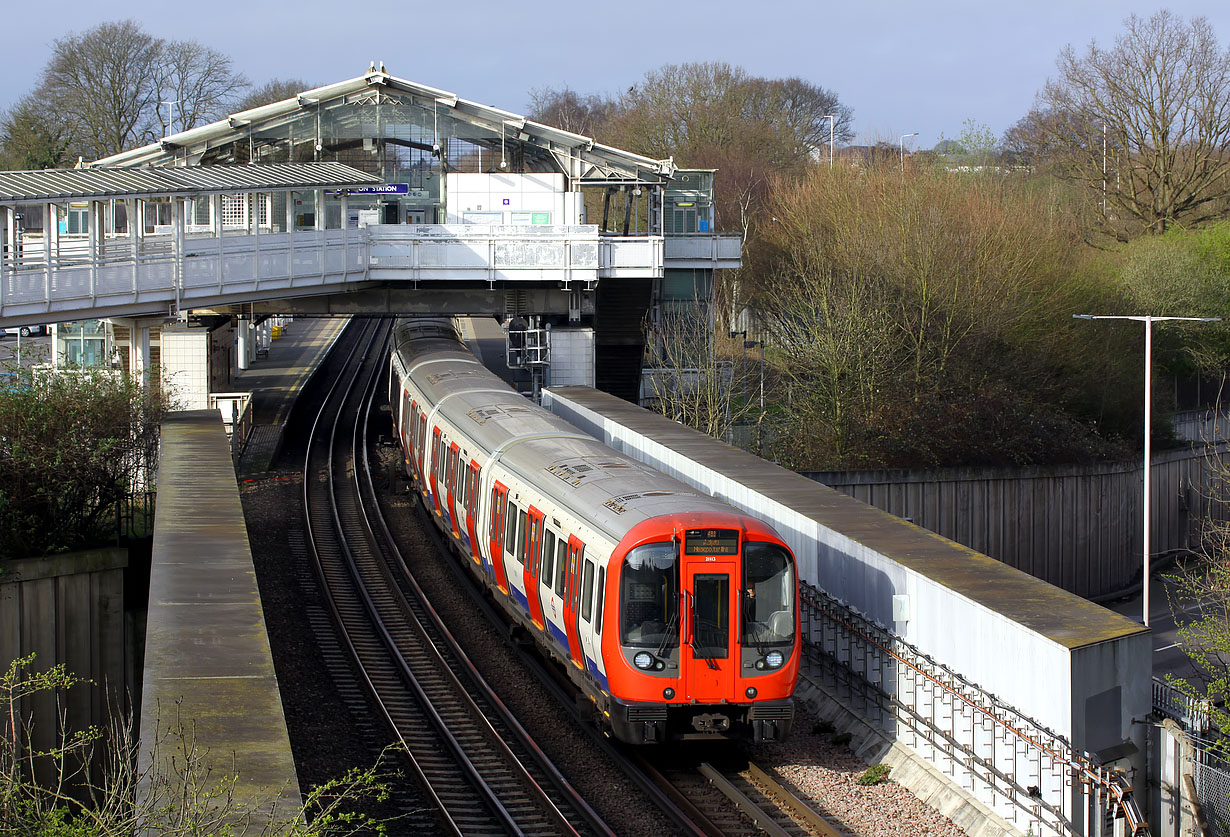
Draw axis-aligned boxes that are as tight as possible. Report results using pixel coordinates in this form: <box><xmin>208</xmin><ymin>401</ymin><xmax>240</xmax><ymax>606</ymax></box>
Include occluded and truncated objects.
<box><xmin>523</xmin><ymin>507</ymin><xmax>545</xmax><ymax>628</ymax></box>
<box><xmin>488</xmin><ymin>482</ymin><xmax>510</xmax><ymax>593</ymax></box>
<box><xmin>465</xmin><ymin>459</ymin><xmax>481</xmax><ymax>565</ymax></box>
<box><xmin>429</xmin><ymin>426</ymin><xmax>442</xmax><ymax>514</ymax></box>
<box><xmin>563</xmin><ymin>537</ymin><xmax>586</xmax><ymax>669</ymax></box>
<box><xmin>682</xmin><ymin>561</ymin><xmax>736</xmax><ymax>702</ymax></box>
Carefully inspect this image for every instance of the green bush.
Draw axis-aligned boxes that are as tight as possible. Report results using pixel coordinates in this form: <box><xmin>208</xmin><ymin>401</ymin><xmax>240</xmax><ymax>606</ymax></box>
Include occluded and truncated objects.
<box><xmin>0</xmin><ymin>360</ymin><xmax>166</xmax><ymax>561</ymax></box>
<box><xmin>856</xmin><ymin>764</ymin><xmax>892</xmax><ymax>786</ymax></box>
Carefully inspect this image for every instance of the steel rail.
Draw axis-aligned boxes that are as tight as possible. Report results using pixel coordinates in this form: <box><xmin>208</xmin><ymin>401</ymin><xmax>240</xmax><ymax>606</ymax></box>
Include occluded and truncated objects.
<box><xmin>303</xmin><ymin>318</ymin><xmax>514</xmax><ymax>835</ymax></box>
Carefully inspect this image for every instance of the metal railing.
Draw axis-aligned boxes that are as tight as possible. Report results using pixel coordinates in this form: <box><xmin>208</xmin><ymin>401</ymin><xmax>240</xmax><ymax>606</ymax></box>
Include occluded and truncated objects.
<box><xmin>800</xmin><ymin>581</ymin><xmax>1146</xmax><ymax>836</ymax></box>
<box><xmin>209</xmin><ymin>391</ymin><xmax>253</xmax><ymax>462</ymax></box>
<box><xmin>1153</xmin><ymin>677</ymin><xmax>1213</xmax><ymax>734</ymax></box>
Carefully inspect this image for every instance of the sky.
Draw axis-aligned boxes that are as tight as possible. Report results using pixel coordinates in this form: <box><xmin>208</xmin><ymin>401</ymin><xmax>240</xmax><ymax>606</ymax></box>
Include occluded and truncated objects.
<box><xmin>3</xmin><ymin>0</ymin><xmax>1229</xmax><ymax>153</ymax></box>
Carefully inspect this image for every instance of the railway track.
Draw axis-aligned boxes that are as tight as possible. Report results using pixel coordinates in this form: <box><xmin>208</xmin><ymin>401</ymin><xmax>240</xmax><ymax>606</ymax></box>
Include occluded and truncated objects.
<box><xmin>302</xmin><ymin>316</ymin><xmax>609</xmax><ymax>836</ymax></box>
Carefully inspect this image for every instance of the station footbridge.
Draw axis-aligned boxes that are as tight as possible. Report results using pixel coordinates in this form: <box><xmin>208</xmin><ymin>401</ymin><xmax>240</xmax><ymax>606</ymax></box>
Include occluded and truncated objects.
<box><xmin>0</xmin><ymin>65</ymin><xmax>739</xmax><ymax>406</ymax></box>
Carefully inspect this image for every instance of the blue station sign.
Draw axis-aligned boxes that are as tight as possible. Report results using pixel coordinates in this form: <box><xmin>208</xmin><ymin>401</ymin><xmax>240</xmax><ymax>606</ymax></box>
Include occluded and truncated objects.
<box><xmin>348</xmin><ymin>183</ymin><xmax>410</xmax><ymax>194</ymax></box>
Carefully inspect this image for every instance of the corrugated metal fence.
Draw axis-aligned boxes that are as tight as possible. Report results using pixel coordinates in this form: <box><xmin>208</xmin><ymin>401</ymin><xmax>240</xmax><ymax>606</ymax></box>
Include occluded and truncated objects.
<box><xmin>804</xmin><ymin>442</ymin><xmax>1230</xmax><ymax>598</ymax></box>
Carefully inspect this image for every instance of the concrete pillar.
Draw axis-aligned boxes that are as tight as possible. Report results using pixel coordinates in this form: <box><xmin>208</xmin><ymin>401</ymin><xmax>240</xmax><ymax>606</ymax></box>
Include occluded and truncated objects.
<box><xmin>314</xmin><ymin>190</ymin><xmax>325</xmax><ymax>231</ymax></box>
<box><xmin>237</xmin><ymin>318</ymin><xmax>250</xmax><ymax>371</ymax></box>
<box><xmin>133</xmin><ymin>323</ymin><xmax>152</xmax><ymax>390</ymax></box>
<box><xmin>159</xmin><ymin>324</ymin><xmax>211</xmax><ymax>410</ymax></box>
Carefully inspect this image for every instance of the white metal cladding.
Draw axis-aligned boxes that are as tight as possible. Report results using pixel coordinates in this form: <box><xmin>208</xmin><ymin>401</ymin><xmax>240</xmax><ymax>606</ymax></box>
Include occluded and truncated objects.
<box><xmin>0</xmin><ymin>162</ymin><xmax>380</xmax><ymax>204</ymax></box>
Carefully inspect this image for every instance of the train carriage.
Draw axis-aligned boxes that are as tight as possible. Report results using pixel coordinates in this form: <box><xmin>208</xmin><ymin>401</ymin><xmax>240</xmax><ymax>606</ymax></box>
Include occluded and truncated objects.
<box><xmin>389</xmin><ymin>318</ymin><xmax>799</xmax><ymax>744</ymax></box>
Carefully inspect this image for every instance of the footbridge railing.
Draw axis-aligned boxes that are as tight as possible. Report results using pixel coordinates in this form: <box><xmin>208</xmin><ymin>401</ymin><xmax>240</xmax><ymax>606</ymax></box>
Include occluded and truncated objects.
<box><xmin>801</xmin><ymin>581</ymin><xmax>1147</xmax><ymax>837</ymax></box>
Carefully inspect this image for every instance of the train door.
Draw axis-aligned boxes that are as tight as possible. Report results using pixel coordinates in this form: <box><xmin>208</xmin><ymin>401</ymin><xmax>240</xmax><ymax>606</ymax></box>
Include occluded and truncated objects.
<box><xmin>464</xmin><ymin>459</ymin><xmax>482</xmax><ymax>565</ymax></box>
<box><xmin>488</xmin><ymin>482</ymin><xmax>510</xmax><ymax>593</ymax></box>
<box><xmin>430</xmin><ymin>426</ymin><xmax>442</xmax><ymax>513</ymax></box>
<box><xmin>446</xmin><ymin>442</ymin><xmax>460</xmax><ymax>535</ymax></box>
<box><xmin>563</xmin><ymin>537</ymin><xmax>586</xmax><ymax>669</ymax></box>
<box><xmin>682</xmin><ymin>561</ymin><xmax>736</xmax><ymax>702</ymax></box>
<box><xmin>577</xmin><ymin>555</ymin><xmax>601</xmax><ymax>679</ymax></box>
<box><xmin>417</xmin><ymin>411</ymin><xmax>427</xmax><ymax>487</ymax></box>
<box><xmin>522</xmin><ymin>506</ymin><xmax>545</xmax><ymax>629</ymax></box>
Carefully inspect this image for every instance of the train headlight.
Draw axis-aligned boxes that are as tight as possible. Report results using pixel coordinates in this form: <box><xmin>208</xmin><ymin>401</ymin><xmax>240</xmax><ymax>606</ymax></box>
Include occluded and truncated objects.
<box><xmin>633</xmin><ymin>652</ymin><xmax>655</xmax><ymax>670</ymax></box>
<box><xmin>765</xmin><ymin>650</ymin><xmax>784</xmax><ymax>669</ymax></box>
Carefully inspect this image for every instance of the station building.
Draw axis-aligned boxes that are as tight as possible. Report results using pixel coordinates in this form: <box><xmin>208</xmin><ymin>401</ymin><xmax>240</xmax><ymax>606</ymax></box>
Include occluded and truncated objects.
<box><xmin>0</xmin><ymin>65</ymin><xmax>740</xmax><ymax>409</ymax></box>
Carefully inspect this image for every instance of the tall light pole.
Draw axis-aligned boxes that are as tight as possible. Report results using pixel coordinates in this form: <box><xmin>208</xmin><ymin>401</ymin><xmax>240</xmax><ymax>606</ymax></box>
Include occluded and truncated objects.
<box><xmin>1074</xmin><ymin>314</ymin><xmax>1222</xmax><ymax>627</ymax></box>
<box><xmin>900</xmin><ymin>132</ymin><xmax>918</xmax><ymax>171</ymax></box>
<box><xmin>824</xmin><ymin>114</ymin><xmax>836</xmax><ymax>168</ymax></box>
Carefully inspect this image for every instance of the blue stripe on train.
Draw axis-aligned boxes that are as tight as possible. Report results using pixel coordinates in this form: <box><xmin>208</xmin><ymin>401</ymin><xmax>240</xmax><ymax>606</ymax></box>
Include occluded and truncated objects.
<box><xmin>510</xmin><ymin>584</ymin><xmax>529</xmax><ymax>613</ymax></box>
<box><xmin>548</xmin><ymin>621</ymin><xmax>569</xmax><ymax>650</ymax></box>
<box><xmin>587</xmin><ymin>658</ymin><xmax>609</xmax><ymax>692</ymax></box>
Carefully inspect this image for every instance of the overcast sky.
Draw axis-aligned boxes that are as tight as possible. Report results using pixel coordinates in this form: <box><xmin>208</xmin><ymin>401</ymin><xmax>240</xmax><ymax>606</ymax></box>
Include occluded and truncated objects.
<box><xmin>3</xmin><ymin>1</ymin><xmax>1228</xmax><ymax>153</ymax></box>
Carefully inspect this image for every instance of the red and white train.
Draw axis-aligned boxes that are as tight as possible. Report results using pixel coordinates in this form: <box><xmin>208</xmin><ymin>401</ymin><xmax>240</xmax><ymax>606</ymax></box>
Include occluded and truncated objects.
<box><xmin>389</xmin><ymin>318</ymin><xmax>799</xmax><ymax>744</ymax></box>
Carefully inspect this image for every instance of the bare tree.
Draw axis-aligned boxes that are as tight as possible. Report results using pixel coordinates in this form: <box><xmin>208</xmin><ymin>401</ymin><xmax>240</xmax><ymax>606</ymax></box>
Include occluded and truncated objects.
<box><xmin>236</xmin><ymin>78</ymin><xmax>314</xmax><ymax>112</ymax></box>
<box><xmin>33</xmin><ymin>20</ymin><xmax>248</xmax><ymax>161</ymax></box>
<box><xmin>1031</xmin><ymin>11</ymin><xmax>1230</xmax><ymax>236</ymax></box>
<box><xmin>152</xmin><ymin>40</ymin><xmax>249</xmax><ymax>134</ymax></box>
<box><xmin>525</xmin><ymin>86</ymin><xmax>616</xmax><ymax>137</ymax></box>
<box><xmin>38</xmin><ymin>19</ymin><xmax>163</xmax><ymax>160</ymax></box>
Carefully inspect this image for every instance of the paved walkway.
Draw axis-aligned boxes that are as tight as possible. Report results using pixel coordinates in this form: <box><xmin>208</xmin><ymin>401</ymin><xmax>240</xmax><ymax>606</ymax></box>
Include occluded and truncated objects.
<box><xmin>235</xmin><ymin>316</ymin><xmax>348</xmax><ymax>475</ymax></box>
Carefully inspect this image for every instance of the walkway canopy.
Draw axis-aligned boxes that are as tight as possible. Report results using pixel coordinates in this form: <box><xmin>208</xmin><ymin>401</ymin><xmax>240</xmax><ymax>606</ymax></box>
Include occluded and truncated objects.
<box><xmin>0</xmin><ymin>162</ymin><xmax>379</xmax><ymax>205</ymax></box>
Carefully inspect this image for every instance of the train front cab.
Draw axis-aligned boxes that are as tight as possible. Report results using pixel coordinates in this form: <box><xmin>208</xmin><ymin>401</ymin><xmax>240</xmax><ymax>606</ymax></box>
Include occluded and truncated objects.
<box><xmin>606</xmin><ymin>523</ymin><xmax>798</xmax><ymax>744</ymax></box>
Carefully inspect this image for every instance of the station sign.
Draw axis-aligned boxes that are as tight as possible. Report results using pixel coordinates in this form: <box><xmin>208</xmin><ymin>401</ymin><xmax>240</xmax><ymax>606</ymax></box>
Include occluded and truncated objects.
<box><xmin>348</xmin><ymin>184</ymin><xmax>410</xmax><ymax>194</ymax></box>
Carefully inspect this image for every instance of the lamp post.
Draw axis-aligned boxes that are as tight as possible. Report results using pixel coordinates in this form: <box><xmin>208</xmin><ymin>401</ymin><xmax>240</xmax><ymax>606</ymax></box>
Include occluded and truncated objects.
<box><xmin>900</xmin><ymin>132</ymin><xmax>918</xmax><ymax>171</ymax></box>
<box><xmin>1073</xmin><ymin>314</ymin><xmax>1222</xmax><ymax>627</ymax></box>
<box><xmin>824</xmin><ymin>114</ymin><xmax>836</xmax><ymax>168</ymax></box>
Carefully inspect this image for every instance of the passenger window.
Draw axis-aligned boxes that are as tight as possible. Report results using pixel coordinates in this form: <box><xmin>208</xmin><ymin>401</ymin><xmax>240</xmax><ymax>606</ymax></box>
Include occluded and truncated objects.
<box><xmin>555</xmin><ymin>539</ymin><xmax>568</xmax><ymax>595</ymax></box>
<box><xmin>505</xmin><ymin>500</ymin><xmax>516</xmax><ymax>555</ymax></box>
<box><xmin>542</xmin><ymin>530</ymin><xmax>557</xmax><ymax>590</ymax></box>
<box><xmin>594</xmin><ymin>568</ymin><xmax>605</xmax><ymax>633</ymax></box>
<box><xmin>581</xmin><ymin>559</ymin><xmax>595</xmax><ymax>622</ymax></box>
<box><xmin>516</xmin><ymin>509</ymin><xmax>528</xmax><ymax>564</ymax></box>
<box><xmin>489</xmin><ymin>489</ymin><xmax>499</xmax><ymax>541</ymax></box>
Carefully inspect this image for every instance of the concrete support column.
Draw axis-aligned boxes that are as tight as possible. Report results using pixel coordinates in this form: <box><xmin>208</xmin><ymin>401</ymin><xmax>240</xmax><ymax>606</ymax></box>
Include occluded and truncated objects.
<box><xmin>314</xmin><ymin>190</ymin><xmax>325</xmax><ymax>231</ymax></box>
<box><xmin>133</xmin><ymin>323</ymin><xmax>152</xmax><ymax>390</ymax></box>
<box><xmin>236</xmin><ymin>317</ymin><xmax>250</xmax><ymax>371</ymax></box>
<box><xmin>159</xmin><ymin>324</ymin><xmax>211</xmax><ymax>410</ymax></box>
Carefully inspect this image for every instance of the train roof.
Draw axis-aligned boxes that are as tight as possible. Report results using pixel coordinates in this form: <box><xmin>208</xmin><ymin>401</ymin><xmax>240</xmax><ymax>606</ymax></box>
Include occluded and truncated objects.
<box><xmin>393</xmin><ymin>321</ymin><xmax>776</xmax><ymax>546</ymax></box>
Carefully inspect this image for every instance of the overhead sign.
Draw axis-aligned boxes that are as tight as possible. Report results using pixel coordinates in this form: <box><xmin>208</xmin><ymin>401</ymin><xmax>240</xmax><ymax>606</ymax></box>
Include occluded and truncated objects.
<box><xmin>348</xmin><ymin>184</ymin><xmax>409</xmax><ymax>194</ymax></box>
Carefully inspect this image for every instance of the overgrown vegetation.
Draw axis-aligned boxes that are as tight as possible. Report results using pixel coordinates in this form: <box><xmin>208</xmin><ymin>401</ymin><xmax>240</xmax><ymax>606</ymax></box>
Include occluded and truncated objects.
<box><xmin>0</xmin><ymin>356</ymin><xmax>167</xmax><ymax>561</ymax></box>
<box><xmin>0</xmin><ymin>654</ymin><xmax>402</xmax><ymax>835</ymax></box>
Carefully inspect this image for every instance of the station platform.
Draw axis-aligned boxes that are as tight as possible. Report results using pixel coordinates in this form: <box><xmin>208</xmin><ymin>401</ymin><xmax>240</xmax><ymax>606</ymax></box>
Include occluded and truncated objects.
<box><xmin>140</xmin><ymin>410</ymin><xmax>301</xmax><ymax>829</ymax></box>
<box><xmin>234</xmin><ymin>316</ymin><xmax>348</xmax><ymax>475</ymax></box>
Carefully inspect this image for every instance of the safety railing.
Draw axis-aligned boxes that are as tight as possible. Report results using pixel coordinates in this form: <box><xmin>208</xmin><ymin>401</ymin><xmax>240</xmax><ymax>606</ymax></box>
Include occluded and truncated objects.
<box><xmin>209</xmin><ymin>391</ymin><xmax>253</xmax><ymax>462</ymax></box>
<box><xmin>800</xmin><ymin>581</ymin><xmax>1147</xmax><ymax>837</ymax></box>
<box><xmin>1153</xmin><ymin>677</ymin><xmax>1213</xmax><ymax>734</ymax></box>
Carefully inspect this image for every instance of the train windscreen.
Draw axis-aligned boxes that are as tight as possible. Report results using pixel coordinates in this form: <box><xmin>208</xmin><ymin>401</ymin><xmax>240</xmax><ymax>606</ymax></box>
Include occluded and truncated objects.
<box><xmin>620</xmin><ymin>542</ymin><xmax>680</xmax><ymax>655</ymax></box>
<box><xmin>741</xmin><ymin>543</ymin><xmax>795</xmax><ymax>647</ymax></box>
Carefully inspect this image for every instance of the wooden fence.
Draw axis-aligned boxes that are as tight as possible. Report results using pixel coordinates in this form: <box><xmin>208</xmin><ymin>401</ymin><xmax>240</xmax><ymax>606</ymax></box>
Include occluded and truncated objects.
<box><xmin>805</xmin><ymin>443</ymin><xmax>1230</xmax><ymax>598</ymax></box>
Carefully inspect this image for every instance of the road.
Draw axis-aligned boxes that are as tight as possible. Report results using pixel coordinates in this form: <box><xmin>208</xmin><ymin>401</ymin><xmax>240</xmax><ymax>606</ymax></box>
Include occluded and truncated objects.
<box><xmin>1108</xmin><ymin>565</ymin><xmax>1205</xmax><ymax>683</ymax></box>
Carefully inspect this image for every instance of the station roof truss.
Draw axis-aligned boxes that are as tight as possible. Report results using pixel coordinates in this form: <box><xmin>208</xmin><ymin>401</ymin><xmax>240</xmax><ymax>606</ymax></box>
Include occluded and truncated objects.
<box><xmin>91</xmin><ymin>67</ymin><xmax>676</xmax><ymax>186</ymax></box>
<box><xmin>0</xmin><ymin>162</ymin><xmax>381</xmax><ymax>206</ymax></box>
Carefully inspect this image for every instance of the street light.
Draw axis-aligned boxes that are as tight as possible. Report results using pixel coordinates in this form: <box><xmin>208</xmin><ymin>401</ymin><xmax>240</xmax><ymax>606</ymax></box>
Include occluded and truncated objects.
<box><xmin>900</xmin><ymin>132</ymin><xmax>919</xmax><ymax>171</ymax></box>
<box><xmin>1074</xmin><ymin>314</ymin><xmax>1222</xmax><ymax>627</ymax></box>
<box><xmin>823</xmin><ymin>114</ymin><xmax>836</xmax><ymax>168</ymax></box>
